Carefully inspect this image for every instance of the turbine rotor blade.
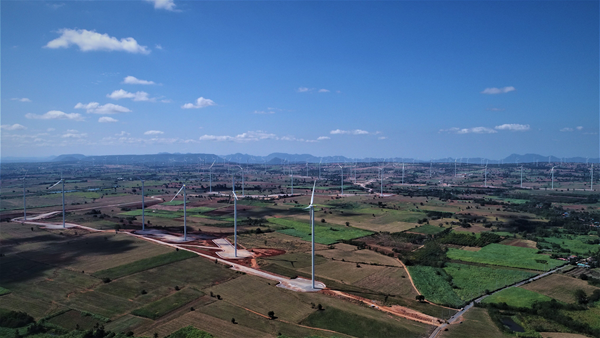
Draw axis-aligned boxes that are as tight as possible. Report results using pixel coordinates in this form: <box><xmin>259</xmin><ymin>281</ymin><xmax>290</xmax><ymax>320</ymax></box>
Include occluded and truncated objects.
<box><xmin>310</xmin><ymin>180</ymin><xmax>316</xmax><ymax>205</ymax></box>
<box><xmin>170</xmin><ymin>185</ymin><xmax>185</xmax><ymax>202</ymax></box>
<box><xmin>232</xmin><ymin>191</ymin><xmax>238</xmax><ymax>200</ymax></box>
<box><xmin>48</xmin><ymin>180</ymin><xmax>62</xmax><ymax>189</ymax></box>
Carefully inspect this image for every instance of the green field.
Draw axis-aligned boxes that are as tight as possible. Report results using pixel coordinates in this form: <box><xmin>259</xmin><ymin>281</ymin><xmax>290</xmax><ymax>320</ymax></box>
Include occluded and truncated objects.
<box><xmin>407</xmin><ymin>265</ymin><xmax>464</xmax><ymax>308</ymax></box>
<box><xmin>482</xmin><ymin>287</ymin><xmax>553</xmax><ymax>308</ymax></box>
<box><xmin>301</xmin><ymin>306</ymin><xmax>427</xmax><ymax>338</ymax></box>
<box><xmin>447</xmin><ymin>243</ymin><xmax>564</xmax><ymax>270</ymax></box>
<box><xmin>0</xmin><ymin>287</ymin><xmax>10</xmax><ymax>296</ymax></box>
<box><xmin>131</xmin><ymin>288</ymin><xmax>203</xmax><ymax>319</ymax></box>
<box><xmin>269</xmin><ymin>218</ymin><xmax>373</xmax><ymax>245</ymax></box>
<box><xmin>538</xmin><ymin>235</ymin><xmax>600</xmax><ymax>255</ymax></box>
<box><xmin>93</xmin><ymin>250</ymin><xmax>197</xmax><ymax>279</ymax></box>
<box><xmin>444</xmin><ymin>263</ymin><xmax>536</xmax><ymax>301</ymax></box>
<box><xmin>407</xmin><ymin>224</ymin><xmax>447</xmax><ymax>235</ymax></box>
<box><xmin>166</xmin><ymin>326</ymin><xmax>214</xmax><ymax>338</ymax></box>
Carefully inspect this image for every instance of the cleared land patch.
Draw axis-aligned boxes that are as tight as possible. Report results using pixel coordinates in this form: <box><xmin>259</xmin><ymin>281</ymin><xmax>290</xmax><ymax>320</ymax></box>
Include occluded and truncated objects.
<box><xmin>131</xmin><ymin>287</ymin><xmax>203</xmax><ymax>320</ymax></box>
<box><xmin>447</xmin><ymin>243</ymin><xmax>563</xmax><ymax>271</ymax></box>
<box><xmin>353</xmin><ymin>267</ymin><xmax>417</xmax><ymax>298</ymax></box>
<box><xmin>315</xmin><ymin>243</ymin><xmax>402</xmax><ymax>266</ymax></box>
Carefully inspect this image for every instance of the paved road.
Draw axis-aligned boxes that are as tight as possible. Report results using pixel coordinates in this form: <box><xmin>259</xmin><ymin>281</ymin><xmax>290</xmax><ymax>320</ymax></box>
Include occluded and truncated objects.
<box><xmin>428</xmin><ymin>265</ymin><xmax>567</xmax><ymax>338</ymax></box>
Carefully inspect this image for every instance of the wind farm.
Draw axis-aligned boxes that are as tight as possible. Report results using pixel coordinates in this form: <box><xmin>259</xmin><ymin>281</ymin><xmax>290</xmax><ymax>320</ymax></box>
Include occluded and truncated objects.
<box><xmin>1</xmin><ymin>1</ymin><xmax>598</xmax><ymax>337</ymax></box>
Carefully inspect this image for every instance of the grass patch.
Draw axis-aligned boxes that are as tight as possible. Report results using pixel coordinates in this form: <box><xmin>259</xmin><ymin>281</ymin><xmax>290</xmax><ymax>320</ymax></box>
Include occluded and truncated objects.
<box><xmin>0</xmin><ymin>287</ymin><xmax>10</xmax><ymax>296</ymax></box>
<box><xmin>407</xmin><ymin>265</ymin><xmax>464</xmax><ymax>308</ymax></box>
<box><xmin>162</xmin><ymin>201</ymin><xmax>185</xmax><ymax>206</ymax></box>
<box><xmin>538</xmin><ymin>235</ymin><xmax>600</xmax><ymax>255</ymax></box>
<box><xmin>269</xmin><ymin>218</ymin><xmax>372</xmax><ymax>245</ymax></box>
<box><xmin>447</xmin><ymin>243</ymin><xmax>564</xmax><ymax>271</ymax></box>
<box><xmin>301</xmin><ymin>306</ymin><xmax>425</xmax><ymax>338</ymax></box>
<box><xmin>166</xmin><ymin>325</ymin><xmax>214</xmax><ymax>338</ymax></box>
<box><xmin>131</xmin><ymin>288</ymin><xmax>202</xmax><ymax>320</ymax></box>
<box><xmin>93</xmin><ymin>250</ymin><xmax>196</xmax><ymax>279</ymax></box>
<box><xmin>407</xmin><ymin>224</ymin><xmax>447</xmax><ymax>235</ymax></box>
<box><xmin>444</xmin><ymin>263</ymin><xmax>536</xmax><ymax>301</ymax></box>
<box><xmin>482</xmin><ymin>287</ymin><xmax>553</xmax><ymax>308</ymax></box>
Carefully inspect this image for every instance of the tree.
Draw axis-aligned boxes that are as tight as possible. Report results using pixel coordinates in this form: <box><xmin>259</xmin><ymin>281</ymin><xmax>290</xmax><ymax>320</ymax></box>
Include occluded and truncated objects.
<box><xmin>416</xmin><ymin>295</ymin><xmax>425</xmax><ymax>302</ymax></box>
<box><xmin>345</xmin><ymin>221</ymin><xmax>350</xmax><ymax>227</ymax></box>
<box><xmin>574</xmin><ymin>289</ymin><xmax>588</xmax><ymax>304</ymax></box>
<box><xmin>268</xmin><ymin>311</ymin><xmax>275</xmax><ymax>319</ymax></box>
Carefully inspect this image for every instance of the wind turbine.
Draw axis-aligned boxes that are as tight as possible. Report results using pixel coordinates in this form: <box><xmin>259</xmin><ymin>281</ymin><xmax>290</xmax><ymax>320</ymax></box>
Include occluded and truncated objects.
<box><xmin>232</xmin><ymin>175</ymin><xmax>239</xmax><ymax>257</ymax></box>
<box><xmin>49</xmin><ymin>175</ymin><xmax>65</xmax><ymax>228</ymax></box>
<box><xmin>290</xmin><ymin>165</ymin><xmax>294</xmax><ymax>195</ymax></box>
<box><xmin>402</xmin><ymin>162</ymin><xmax>405</xmax><ymax>184</ymax></box>
<box><xmin>378</xmin><ymin>166</ymin><xmax>384</xmax><ymax>197</ymax></box>
<box><xmin>171</xmin><ymin>184</ymin><xmax>187</xmax><ymax>241</ymax></box>
<box><xmin>591</xmin><ymin>164</ymin><xmax>594</xmax><ymax>191</ymax></box>
<box><xmin>22</xmin><ymin>171</ymin><xmax>28</xmax><ymax>221</ymax></box>
<box><xmin>140</xmin><ymin>177</ymin><xmax>146</xmax><ymax>231</ymax></box>
<box><xmin>520</xmin><ymin>166</ymin><xmax>523</xmax><ymax>188</ymax></box>
<box><xmin>429</xmin><ymin>160</ymin><xmax>432</xmax><ymax>179</ymax></box>
<box><xmin>209</xmin><ymin>161</ymin><xmax>215</xmax><ymax>193</ymax></box>
<box><xmin>551</xmin><ymin>166</ymin><xmax>555</xmax><ymax>189</ymax></box>
<box><xmin>318</xmin><ymin>158</ymin><xmax>322</xmax><ymax>180</ymax></box>
<box><xmin>338</xmin><ymin>164</ymin><xmax>344</xmax><ymax>195</ymax></box>
<box><xmin>305</xmin><ymin>181</ymin><xmax>317</xmax><ymax>289</ymax></box>
<box><xmin>484</xmin><ymin>162</ymin><xmax>488</xmax><ymax>188</ymax></box>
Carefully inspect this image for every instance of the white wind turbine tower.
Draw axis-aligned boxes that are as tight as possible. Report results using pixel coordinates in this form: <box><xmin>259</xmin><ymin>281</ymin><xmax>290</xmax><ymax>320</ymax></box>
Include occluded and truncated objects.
<box><xmin>290</xmin><ymin>164</ymin><xmax>294</xmax><ymax>195</ymax></box>
<box><xmin>520</xmin><ymin>166</ymin><xmax>524</xmax><ymax>188</ymax></box>
<box><xmin>232</xmin><ymin>174</ymin><xmax>239</xmax><ymax>257</ymax></box>
<box><xmin>551</xmin><ymin>166</ymin><xmax>556</xmax><ymax>189</ymax></box>
<box><xmin>305</xmin><ymin>181</ymin><xmax>317</xmax><ymax>289</ymax></box>
<box><xmin>338</xmin><ymin>164</ymin><xmax>344</xmax><ymax>195</ymax></box>
<box><xmin>402</xmin><ymin>162</ymin><xmax>405</xmax><ymax>184</ymax></box>
<box><xmin>318</xmin><ymin>158</ymin><xmax>322</xmax><ymax>180</ymax></box>
<box><xmin>170</xmin><ymin>183</ymin><xmax>188</xmax><ymax>241</ymax></box>
<box><xmin>139</xmin><ymin>177</ymin><xmax>146</xmax><ymax>230</ymax></box>
<box><xmin>48</xmin><ymin>174</ymin><xmax>66</xmax><ymax>228</ymax></box>
<box><xmin>209</xmin><ymin>161</ymin><xmax>215</xmax><ymax>193</ymax></box>
<box><xmin>306</xmin><ymin>161</ymin><xmax>309</xmax><ymax>177</ymax></box>
<box><xmin>22</xmin><ymin>171</ymin><xmax>28</xmax><ymax>222</ymax></box>
<box><xmin>429</xmin><ymin>160</ymin><xmax>432</xmax><ymax>179</ymax></box>
<box><xmin>238</xmin><ymin>165</ymin><xmax>245</xmax><ymax>197</ymax></box>
<box><xmin>591</xmin><ymin>164</ymin><xmax>594</xmax><ymax>191</ymax></box>
<box><xmin>378</xmin><ymin>166</ymin><xmax>384</xmax><ymax>197</ymax></box>
<box><xmin>484</xmin><ymin>162</ymin><xmax>488</xmax><ymax>188</ymax></box>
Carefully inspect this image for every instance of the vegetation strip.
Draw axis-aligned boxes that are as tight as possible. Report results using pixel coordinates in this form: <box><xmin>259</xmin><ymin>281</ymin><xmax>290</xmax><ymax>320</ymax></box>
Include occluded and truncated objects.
<box><xmin>93</xmin><ymin>250</ymin><xmax>197</xmax><ymax>279</ymax></box>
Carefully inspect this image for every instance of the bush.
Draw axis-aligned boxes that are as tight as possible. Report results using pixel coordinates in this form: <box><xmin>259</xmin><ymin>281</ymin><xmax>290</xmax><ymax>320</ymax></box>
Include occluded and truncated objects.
<box><xmin>0</xmin><ymin>310</ymin><xmax>34</xmax><ymax>328</ymax></box>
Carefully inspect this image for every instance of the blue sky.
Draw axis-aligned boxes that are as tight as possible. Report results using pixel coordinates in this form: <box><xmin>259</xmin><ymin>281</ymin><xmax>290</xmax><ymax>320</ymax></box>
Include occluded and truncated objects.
<box><xmin>2</xmin><ymin>0</ymin><xmax>598</xmax><ymax>159</ymax></box>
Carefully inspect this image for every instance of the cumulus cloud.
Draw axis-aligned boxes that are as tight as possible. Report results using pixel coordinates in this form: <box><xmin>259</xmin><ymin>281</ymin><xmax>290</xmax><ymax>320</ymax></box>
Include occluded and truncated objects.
<box><xmin>107</xmin><ymin>89</ymin><xmax>152</xmax><ymax>101</ymax></box>
<box><xmin>99</xmin><ymin>116</ymin><xmax>118</xmax><ymax>123</ymax></box>
<box><xmin>495</xmin><ymin>124</ymin><xmax>530</xmax><ymax>131</ymax></box>
<box><xmin>440</xmin><ymin>127</ymin><xmax>497</xmax><ymax>134</ymax></box>
<box><xmin>560</xmin><ymin>127</ymin><xmax>574</xmax><ymax>132</ymax></box>
<box><xmin>116</xmin><ymin>131</ymin><xmax>130</xmax><ymax>136</ymax></box>
<box><xmin>481</xmin><ymin>86</ymin><xmax>516</xmax><ymax>94</ymax></box>
<box><xmin>75</xmin><ymin>102</ymin><xmax>131</xmax><ymax>114</ymax></box>
<box><xmin>155</xmin><ymin>44</ymin><xmax>163</xmax><ymax>50</ymax></box>
<box><xmin>317</xmin><ymin>136</ymin><xmax>330</xmax><ymax>140</ymax></box>
<box><xmin>45</xmin><ymin>29</ymin><xmax>150</xmax><ymax>54</ymax></box>
<box><xmin>199</xmin><ymin>130</ymin><xmax>276</xmax><ymax>142</ymax></box>
<box><xmin>253</xmin><ymin>110</ymin><xmax>275</xmax><ymax>114</ymax></box>
<box><xmin>181</xmin><ymin>97</ymin><xmax>216</xmax><ymax>109</ymax></box>
<box><xmin>26</xmin><ymin>111</ymin><xmax>84</xmax><ymax>121</ymax></box>
<box><xmin>297</xmin><ymin>87</ymin><xmax>311</xmax><ymax>93</ymax></box>
<box><xmin>144</xmin><ymin>130</ymin><xmax>164</xmax><ymax>135</ymax></box>
<box><xmin>330</xmin><ymin>129</ymin><xmax>370</xmax><ymax>135</ymax></box>
<box><xmin>1</xmin><ymin>124</ymin><xmax>27</xmax><ymax>131</ymax></box>
<box><xmin>11</xmin><ymin>97</ymin><xmax>31</xmax><ymax>102</ymax></box>
<box><xmin>122</xmin><ymin>76</ymin><xmax>155</xmax><ymax>85</ymax></box>
<box><xmin>378</xmin><ymin>136</ymin><xmax>388</xmax><ymax>140</ymax></box>
<box><xmin>145</xmin><ymin>0</ymin><xmax>176</xmax><ymax>11</ymax></box>
<box><xmin>576</xmin><ymin>126</ymin><xmax>583</xmax><ymax>130</ymax></box>
<box><xmin>318</xmin><ymin>89</ymin><xmax>330</xmax><ymax>93</ymax></box>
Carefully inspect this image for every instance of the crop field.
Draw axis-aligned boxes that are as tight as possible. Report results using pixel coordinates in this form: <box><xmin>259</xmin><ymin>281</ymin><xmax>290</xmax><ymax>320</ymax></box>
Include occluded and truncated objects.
<box><xmin>235</xmin><ymin>231</ymin><xmax>328</xmax><ymax>253</ymax></box>
<box><xmin>407</xmin><ymin>224</ymin><xmax>447</xmax><ymax>235</ymax></box>
<box><xmin>93</xmin><ymin>250</ymin><xmax>197</xmax><ymax>279</ymax></box>
<box><xmin>406</xmin><ymin>265</ymin><xmax>464</xmax><ymax>308</ymax></box>
<box><xmin>538</xmin><ymin>235</ymin><xmax>600</xmax><ymax>255</ymax></box>
<box><xmin>132</xmin><ymin>287</ymin><xmax>203</xmax><ymax>319</ymax></box>
<box><xmin>440</xmin><ymin>307</ymin><xmax>507</xmax><ymax>338</ymax></box>
<box><xmin>447</xmin><ymin>243</ymin><xmax>564</xmax><ymax>270</ymax></box>
<box><xmin>298</xmin><ymin>260</ymin><xmax>389</xmax><ymax>284</ymax></box>
<box><xmin>520</xmin><ymin>274</ymin><xmax>600</xmax><ymax>303</ymax></box>
<box><xmin>444</xmin><ymin>263</ymin><xmax>536</xmax><ymax>301</ymax></box>
<box><xmin>352</xmin><ymin>266</ymin><xmax>417</xmax><ymax>297</ymax></box>
<box><xmin>315</xmin><ymin>243</ymin><xmax>402</xmax><ymax>266</ymax></box>
<box><xmin>482</xmin><ymin>287</ymin><xmax>553</xmax><ymax>307</ymax></box>
<box><xmin>46</xmin><ymin>310</ymin><xmax>104</xmax><ymax>330</ymax></box>
<box><xmin>564</xmin><ymin>307</ymin><xmax>600</xmax><ymax>329</ymax></box>
<box><xmin>268</xmin><ymin>218</ymin><xmax>373</xmax><ymax>245</ymax></box>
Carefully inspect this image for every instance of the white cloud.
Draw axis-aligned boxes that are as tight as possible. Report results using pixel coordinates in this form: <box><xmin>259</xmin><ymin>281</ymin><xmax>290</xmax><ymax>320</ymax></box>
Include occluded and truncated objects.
<box><xmin>161</xmin><ymin>99</ymin><xmax>171</xmax><ymax>103</ymax></box>
<box><xmin>318</xmin><ymin>89</ymin><xmax>330</xmax><ymax>93</ymax></box>
<box><xmin>560</xmin><ymin>127</ymin><xmax>574</xmax><ymax>132</ymax></box>
<box><xmin>330</xmin><ymin>129</ymin><xmax>370</xmax><ymax>135</ymax></box>
<box><xmin>182</xmin><ymin>97</ymin><xmax>216</xmax><ymax>109</ymax></box>
<box><xmin>99</xmin><ymin>116</ymin><xmax>118</xmax><ymax>123</ymax></box>
<box><xmin>486</xmin><ymin>107</ymin><xmax>505</xmax><ymax>112</ymax></box>
<box><xmin>144</xmin><ymin>130</ymin><xmax>164</xmax><ymax>135</ymax></box>
<box><xmin>26</xmin><ymin>110</ymin><xmax>84</xmax><ymax>121</ymax></box>
<box><xmin>317</xmin><ymin>136</ymin><xmax>330</xmax><ymax>140</ymax></box>
<box><xmin>122</xmin><ymin>76</ymin><xmax>156</xmax><ymax>85</ymax></box>
<box><xmin>116</xmin><ymin>131</ymin><xmax>130</xmax><ymax>136</ymax></box>
<box><xmin>1</xmin><ymin>124</ymin><xmax>27</xmax><ymax>131</ymax></box>
<box><xmin>495</xmin><ymin>124</ymin><xmax>530</xmax><ymax>131</ymax></box>
<box><xmin>146</xmin><ymin>0</ymin><xmax>176</xmax><ymax>11</ymax></box>
<box><xmin>75</xmin><ymin>102</ymin><xmax>131</xmax><ymax>114</ymax></box>
<box><xmin>253</xmin><ymin>110</ymin><xmax>275</xmax><ymax>114</ymax></box>
<box><xmin>576</xmin><ymin>126</ymin><xmax>583</xmax><ymax>130</ymax></box>
<box><xmin>297</xmin><ymin>87</ymin><xmax>311</xmax><ymax>93</ymax></box>
<box><xmin>107</xmin><ymin>89</ymin><xmax>152</xmax><ymax>101</ymax></box>
<box><xmin>11</xmin><ymin>97</ymin><xmax>31</xmax><ymax>102</ymax></box>
<box><xmin>62</xmin><ymin>130</ymin><xmax>87</xmax><ymax>138</ymax></box>
<box><xmin>441</xmin><ymin>127</ymin><xmax>497</xmax><ymax>134</ymax></box>
<box><xmin>155</xmin><ymin>44</ymin><xmax>163</xmax><ymax>50</ymax></box>
<box><xmin>45</xmin><ymin>29</ymin><xmax>150</xmax><ymax>54</ymax></box>
<box><xmin>481</xmin><ymin>86</ymin><xmax>516</xmax><ymax>94</ymax></box>
<box><xmin>378</xmin><ymin>136</ymin><xmax>387</xmax><ymax>140</ymax></box>
<box><xmin>47</xmin><ymin>128</ymin><xmax>55</xmax><ymax>132</ymax></box>
<box><xmin>199</xmin><ymin>130</ymin><xmax>276</xmax><ymax>142</ymax></box>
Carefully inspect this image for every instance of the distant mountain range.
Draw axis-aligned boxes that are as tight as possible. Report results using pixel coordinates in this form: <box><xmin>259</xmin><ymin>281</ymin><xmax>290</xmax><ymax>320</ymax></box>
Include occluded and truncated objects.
<box><xmin>1</xmin><ymin>152</ymin><xmax>598</xmax><ymax>164</ymax></box>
